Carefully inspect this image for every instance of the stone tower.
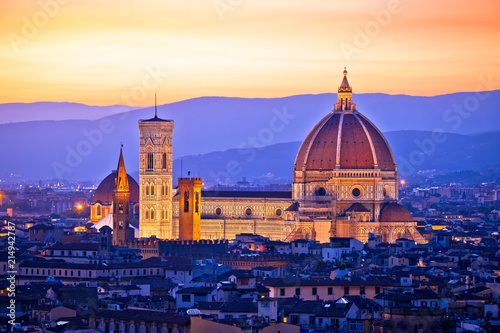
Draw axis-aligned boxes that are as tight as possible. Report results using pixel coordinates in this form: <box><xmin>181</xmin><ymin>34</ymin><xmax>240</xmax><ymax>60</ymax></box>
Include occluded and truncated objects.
<box><xmin>138</xmin><ymin>101</ymin><xmax>174</xmax><ymax>239</ymax></box>
<box><xmin>178</xmin><ymin>177</ymin><xmax>202</xmax><ymax>241</ymax></box>
<box><xmin>112</xmin><ymin>147</ymin><xmax>135</xmax><ymax>246</ymax></box>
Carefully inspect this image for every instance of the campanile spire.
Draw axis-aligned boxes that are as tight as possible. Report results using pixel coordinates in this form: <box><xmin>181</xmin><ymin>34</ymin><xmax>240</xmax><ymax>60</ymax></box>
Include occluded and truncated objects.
<box><xmin>115</xmin><ymin>145</ymin><xmax>129</xmax><ymax>193</ymax></box>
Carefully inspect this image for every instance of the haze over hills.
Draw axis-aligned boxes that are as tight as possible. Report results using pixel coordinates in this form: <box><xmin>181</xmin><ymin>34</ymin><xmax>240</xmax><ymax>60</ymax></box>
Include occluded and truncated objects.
<box><xmin>0</xmin><ymin>90</ymin><xmax>499</xmax><ymax>182</ymax></box>
<box><xmin>170</xmin><ymin>130</ymin><xmax>500</xmax><ymax>185</ymax></box>
<box><xmin>0</xmin><ymin>102</ymin><xmax>141</xmax><ymax>124</ymax></box>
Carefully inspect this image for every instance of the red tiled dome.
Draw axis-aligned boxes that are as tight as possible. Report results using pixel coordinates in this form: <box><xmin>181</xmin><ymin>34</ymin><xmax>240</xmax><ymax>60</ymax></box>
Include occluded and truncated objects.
<box><xmin>92</xmin><ymin>172</ymin><xmax>139</xmax><ymax>204</ymax></box>
<box><xmin>294</xmin><ymin>112</ymin><xmax>396</xmax><ymax>172</ymax></box>
<box><xmin>379</xmin><ymin>203</ymin><xmax>413</xmax><ymax>222</ymax></box>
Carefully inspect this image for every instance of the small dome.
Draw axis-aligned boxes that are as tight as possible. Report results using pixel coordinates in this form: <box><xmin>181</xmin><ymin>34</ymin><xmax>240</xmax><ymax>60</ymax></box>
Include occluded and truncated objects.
<box><xmin>92</xmin><ymin>172</ymin><xmax>139</xmax><ymax>204</ymax></box>
<box><xmin>379</xmin><ymin>203</ymin><xmax>413</xmax><ymax>222</ymax></box>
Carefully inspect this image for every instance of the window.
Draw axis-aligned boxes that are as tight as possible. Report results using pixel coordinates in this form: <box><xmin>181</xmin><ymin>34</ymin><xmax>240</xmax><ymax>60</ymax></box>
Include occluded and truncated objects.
<box><xmin>328</xmin><ymin>287</ymin><xmax>333</xmax><ymax>295</ymax></box>
<box><xmin>195</xmin><ymin>192</ymin><xmax>200</xmax><ymax>213</ymax></box>
<box><xmin>295</xmin><ymin>288</ymin><xmax>301</xmax><ymax>296</ymax></box>
<box><xmin>145</xmin><ymin>210</ymin><xmax>149</xmax><ymax>219</ymax></box>
<box><xmin>184</xmin><ymin>191</ymin><xmax>189</xmax><ymax>212</ymax></box>
<box><xmin>344</xmin><ymin>287</ymin><xmax>349</xmax><ymax>295</ymax></box>
<box><xmin>150</xmin><ymin>209</ymin><xmax>155</xmax><ymax>220</ymax></box>
<box><xmin>151</xmin><ymin>184</ymin><xmax>155</xmax><ymax>196</ymax></box>
<box><xmin>162</xmin><ymin>153</ymin><xmax>167</xmax><ymax>169</ymax></box>
<box><xmin>280</xmin><ymin>288</ymin><xmax>285</xmax><ymax>296</ymax></box>
<box><xmin>118</xmin><ymin>203</ymin><xmax>124</xmax><ymax>214</ymax></box>
<box><xmin>275</xmin><ymin>208</ymin><xmax>283</xmax><ymax>217</ymax></box>
<box><xmin>146</xmin><ymin>185</ymin><xmax>149</xmax><ymax>196</ymax></box>
<box><xmin>245</xmin><ymin>207</ymin><xmax>252</xmax><ymax>216</ymax></box>
<box><xmin>349</xmin><ymin>320</ymin><xmax>364</xmax><ymax>331</ymax></box>
<box><xmin>97</xmin><ymin>205</ymin><xmax>101</xmax><ymax>216</ymax></box>
<box><xmin>312</xmin><ymin>287</ymin><xmax>317</xmax><ymax>296</ymax></box>
<box><xmin>422</xmin><ymin>301</ymin><xmax>428</xmax><ymax>307</ymax></box>
<box><xmin>360</xmin><ymin>286</ymin><xmax>365</xmax><ymax>295</ymax></box>
<box><xmin>315</xmin><ymin>187</ymin><xmax>326</xmax><ymax>196</ymax></box>
<box><xmin>352</xmin><ymin>188</ymin><xmax>361</xmax><ymax>197</ymax></box>
<box><xmin>215</xmin><ymin>207</ymin><xmax>222</xmax><ymax>216</ymax></box>
<box><xmin>147</xmin><ymin>152</ymin><xmax>154</xmax><ymax>169</ymax></box>
<box><xmin>375</xmin><ymin>286</ymin><xmax>380</xmax><ymax>294</ymax></box>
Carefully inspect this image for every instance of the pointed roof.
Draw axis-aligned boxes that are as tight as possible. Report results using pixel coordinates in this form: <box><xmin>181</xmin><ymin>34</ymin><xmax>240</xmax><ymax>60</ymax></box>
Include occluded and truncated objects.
<box><xmin>338</xmin><ymin>67</ymin><xmax>352</xmax><ymax>93</ymax></box>
<box><xmin>115</xmin><ymin>146</ymin><xmax>129</xmax><ymax>192</ymax></box>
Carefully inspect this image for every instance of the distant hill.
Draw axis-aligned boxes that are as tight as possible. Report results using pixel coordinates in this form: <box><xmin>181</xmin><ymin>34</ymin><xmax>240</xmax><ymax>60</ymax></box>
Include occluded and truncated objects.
<box><xmin>0</xmin><ymin>102</ymin><xmax>141</xmax><ymax>124</ymax></box>
<box><xmin>0</xmin><ymin>91</ymin><xmax>499</xmax><ymax>181</ymax></box>
<box><xmin>169</xmin><ymin>130</ymin><xmax>500</xmax><ymax>185</ymax></box>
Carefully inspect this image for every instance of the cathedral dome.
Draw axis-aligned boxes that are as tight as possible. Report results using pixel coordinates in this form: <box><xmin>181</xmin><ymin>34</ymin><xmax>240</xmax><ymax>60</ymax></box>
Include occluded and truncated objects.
<box><xmin>379</xmin><ymin>203</ymin><xmax>413</xmax><ymax>222</ymax></box>
<box><xmin>92</xmin><ymin>171</ymin><xmax>139</xmax><ymax>204</ymax></box>
<box><xmin>294</xmin><ymin>70</ymin><xmax>396</xmax><ymax>173</ymax></box>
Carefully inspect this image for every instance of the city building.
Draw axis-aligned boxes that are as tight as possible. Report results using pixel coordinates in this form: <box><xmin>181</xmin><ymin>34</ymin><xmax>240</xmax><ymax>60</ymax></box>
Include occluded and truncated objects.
<box><xmin>136</xmin><ymin>70</ymin><xmax>426</xmax><ymax>244</ymax></box>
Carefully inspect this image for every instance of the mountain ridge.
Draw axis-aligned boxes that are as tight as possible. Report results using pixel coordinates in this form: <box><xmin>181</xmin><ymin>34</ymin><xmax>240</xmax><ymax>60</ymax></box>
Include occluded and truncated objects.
<box><xmin>1</xmin><ymin>91</ymin><xmax>499</xmax><ymax>181</ymax></box>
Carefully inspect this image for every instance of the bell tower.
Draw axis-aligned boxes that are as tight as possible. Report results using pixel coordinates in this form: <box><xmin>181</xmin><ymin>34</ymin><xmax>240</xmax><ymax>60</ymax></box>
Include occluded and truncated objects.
<box><xmin>138</xmin><ymin>96</ymin><xmax>174</xmax><ymax>239</ymax></box>
<box><xmin>112</xmin><ymin>146</ymin><xmax>135</xmax><ymax>246</ymax></box>
<box><xmin>178</xmin><ymin>177</ymin><xmax>202</xmax><ymax>241</ymax></box>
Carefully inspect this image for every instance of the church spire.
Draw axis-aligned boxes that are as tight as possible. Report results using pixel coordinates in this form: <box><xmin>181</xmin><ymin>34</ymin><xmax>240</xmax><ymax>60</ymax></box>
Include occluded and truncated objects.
<box><xmin>115</xmin><ymin>145</ymin><xmax>129</xmax><ymax>193</ymax></box>
<box><xmin>334</xmin><ymin>67</ymin><xmax>356</xmax><ymax>113</ymax></box>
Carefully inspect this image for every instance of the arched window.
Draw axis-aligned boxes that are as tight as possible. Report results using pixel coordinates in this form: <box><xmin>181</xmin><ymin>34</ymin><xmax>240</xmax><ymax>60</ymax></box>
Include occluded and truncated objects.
<box><xmin>96</xmin><ymin>205</ymin><xmax>101</xmax><ymax>216</ymax></box>
<box><xmin>147</xmin><ymin>152</ymin><xmax>154</xmax><ymax>169</ymax></box>
<box><xmin>150</xmin><ymin>209</ymin><xmax>155</xmax><ymax>220</ymax></box>
<box><xmin>161</xmin><ymin>185</ymin><xmax>165</xmax><ymax>196</ymax></box>
<box><xmin>162</xmin><ymin>153</ymin><xmax>167</xmax><ymax>169</ymax></box>
<box><xmin>184</xmin><ymin>191</ymin><xmax>189</xmax><ymax>212</ymax></box>
<box><xmin>145</xmin><ymin>185</ymin><xmax>150</xmax><ymax>196</ymax></box>
<box><xmin>150</xmin><ymin>184</ymin><xmax>155</xmax><ymax>196</ymax></box>
<box><xmin>145</xmin><ymin>210</ymin><xmax>149</xmax><ymax>220</ymax></box>
<box><xmin>161</xmin><ymin>209</ymin><xmax>165</xmax><ymax>220</ymax></box>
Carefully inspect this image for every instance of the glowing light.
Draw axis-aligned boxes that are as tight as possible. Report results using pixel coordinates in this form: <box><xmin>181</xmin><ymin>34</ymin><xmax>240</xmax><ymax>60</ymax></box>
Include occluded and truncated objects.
<box><xmin>77</xmin><ymin>204</ymin><xmax>83</xmax><ymax>210</ymax></box>
<box><xmin>400</xmin><ymin>180</ymin><xmax>406</xmax><ymax>186</ymax></box>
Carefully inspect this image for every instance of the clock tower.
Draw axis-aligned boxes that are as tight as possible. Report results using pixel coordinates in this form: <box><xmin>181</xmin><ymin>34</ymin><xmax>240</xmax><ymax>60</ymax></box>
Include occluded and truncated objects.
<box><xmin>138</xmin><ymin>101</ymin><xmax>174</xmax><ymax>239</ymax></box>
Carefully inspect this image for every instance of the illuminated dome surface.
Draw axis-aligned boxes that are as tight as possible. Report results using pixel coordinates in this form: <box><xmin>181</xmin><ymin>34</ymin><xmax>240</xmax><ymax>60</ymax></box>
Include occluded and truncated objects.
<box><xmin>92</xmin><ymin>172</ymin><xmax>139</xmax><ymax>204</ymax></box>
<box><xmin>294</xmin><ymin>69</ymin><xmax>396</xmax><ymax>173</ymax></box>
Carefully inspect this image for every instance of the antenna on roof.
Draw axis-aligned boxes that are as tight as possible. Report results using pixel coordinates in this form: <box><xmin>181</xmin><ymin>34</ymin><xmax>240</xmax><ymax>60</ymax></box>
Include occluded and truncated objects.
<box><xmin>155</xmin><ymin>93</ymin><xmax>157</xmax><ymax>117</ymax></box>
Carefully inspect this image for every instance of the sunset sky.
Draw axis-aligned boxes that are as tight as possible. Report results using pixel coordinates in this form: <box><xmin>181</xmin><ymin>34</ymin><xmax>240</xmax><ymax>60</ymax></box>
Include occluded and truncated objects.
<box><xmin>1</xmin><ymin>0</ymin><xmax>499</xmax><ymax>106</ymax></box>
